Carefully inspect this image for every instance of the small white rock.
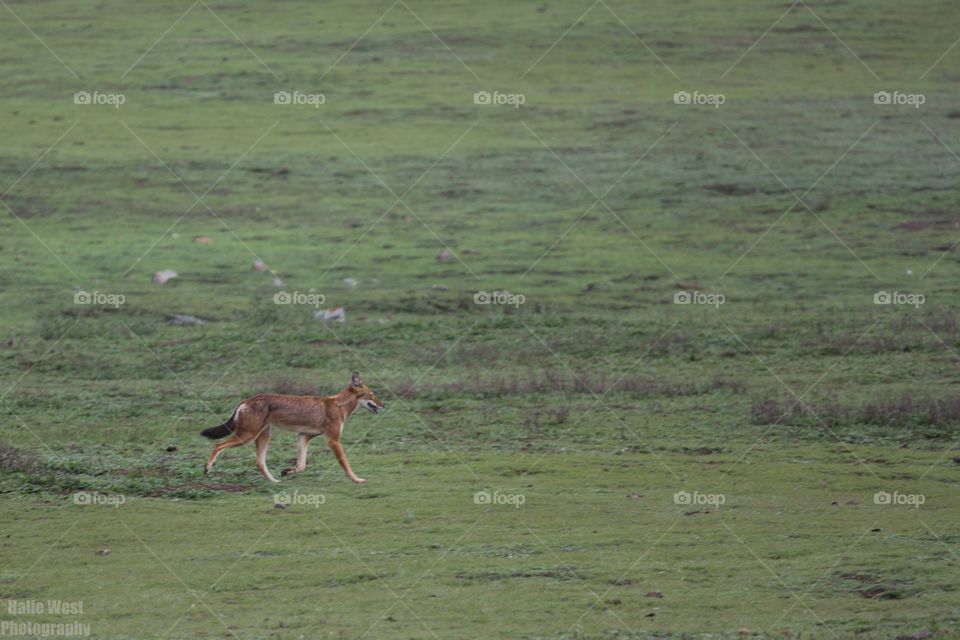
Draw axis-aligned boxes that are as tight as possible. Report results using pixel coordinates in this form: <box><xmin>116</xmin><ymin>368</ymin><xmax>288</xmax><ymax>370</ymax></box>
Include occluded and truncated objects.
<box><xmin>153</xmin><ymin>270</ymin><xmax>178</xmax><ymax>284</ymax></box>
<box><xmin>314</xmin><ymin>307</ymin><xmax>346</xmax><ymax>323</ymax></box>
<box><xmin>169</xmin><ymin>314</ymin><xmax>204</xmax><ymax>326</ymax></box>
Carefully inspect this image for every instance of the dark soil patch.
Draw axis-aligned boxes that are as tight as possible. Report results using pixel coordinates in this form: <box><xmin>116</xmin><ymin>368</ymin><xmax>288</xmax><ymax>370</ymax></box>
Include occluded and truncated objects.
<box><xmin>456</xmin><ymin>567</ymin><xmax>583</xmax><ymax>582</ymax></box>
<box><xmin>142</xmin><ymin>482</ymin><xmax>248</xmax><ymax>497</ymax></box>
<box><xmin>772</xmin><ymin>24</ymin><xmax>823</xmax><ymax>33</ymax></box>
<box><xmin>685</xmin><ymin>447</ymin><xmax>723</xmax><ymax>456</ymax></box>
<box><xmin>703</xmin><ymin>183</ymin><xmax>758</xmax><ymax>196</ymax></box>
<box><xmin>0</xmin><ymin>442</ymin><xmax>38</xmax><ymax>473</ymax></box>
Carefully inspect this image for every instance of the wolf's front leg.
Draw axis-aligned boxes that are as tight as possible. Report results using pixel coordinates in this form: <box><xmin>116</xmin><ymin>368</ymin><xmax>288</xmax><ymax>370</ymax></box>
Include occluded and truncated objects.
<box><xmin>328</xmin><ymin>438</ymin><xmax>365</xmax><ymax>483</ymax></box>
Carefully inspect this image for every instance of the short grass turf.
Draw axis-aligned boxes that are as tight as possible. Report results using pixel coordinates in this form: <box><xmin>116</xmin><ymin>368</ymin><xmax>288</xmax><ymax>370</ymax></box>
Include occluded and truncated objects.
<box><xmin>1</xmin><ymin>0</ymin><xmax>960</xmax><ymax>638</ymax></box>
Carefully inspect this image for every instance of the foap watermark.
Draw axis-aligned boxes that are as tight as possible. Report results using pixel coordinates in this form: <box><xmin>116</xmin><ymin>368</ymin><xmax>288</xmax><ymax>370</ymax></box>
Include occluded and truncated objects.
<box><xmin>874</xmin><ymin>490</ymin><xmax>925</xmax><ymax>508</ymax></box>
<box><xmin>473</xmin><ymin>90</ymin><xmax>525</xmax><ymax>108</ymax></box>
<box><xmin>874</xmin><ymin>290</ymin><xmax>924</xmax><ymax>308</ymax></box>
<box><xmin>473</xmin><ymin>489</ymin><xmax>525</xmax><ymax>508</ymax></box>
<box><xmin>874</xmin><ymin>91</ymin><xmax>925</xmax><ymax>109</ymax></box>
<box><xmin>72</xmin><ymin>492</ymin><xmax>125</xmax><ymax>508</ymax></box>
<box><xmin>274</xmin><ymin>490</ymin><xmax>325</xmax><ymax>508</ymax></box>
<box><xmin>474</xmin><ymin>290</ymin><xmax>525</xmax><ymax>307</ymax></box>
<box><xmin>73</xmin><ymin>290</ymin><xmax>125</xmax><ymax>308</ymax></box>
<box><xmin>674</xmin><ymin>490</ymin><xmax>725</xmax><ymax>508</ymax></box>
<box><xmin>674</xmin><ymin>290</ymin><xmax>724</xmax><ymax>308</ymax></box>
<box><xmin>274</xmin><ymin>291</ymin><xmax>326</xmax><ymax>308</ymax></box>
<box><xmin>274</xmin><ymin>90</ymin><xmax>326</xmax><ymax>108</ymax></box>
<box><xmin>73</xmin><ymin>90</ymin><xmax>125</xmax><ymax>109</ymax></box>
<box><xmin>673</xmin><ymin>90</ymin><xmax>725</xmax><ymax>108</ymax></box>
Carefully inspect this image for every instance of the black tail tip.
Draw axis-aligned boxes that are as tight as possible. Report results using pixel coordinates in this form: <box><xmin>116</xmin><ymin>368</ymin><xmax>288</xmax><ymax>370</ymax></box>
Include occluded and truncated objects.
<box><xmin>200</xmin><ymin>424</ymin><xmax>232</xmax><ymax>439</ymax></box>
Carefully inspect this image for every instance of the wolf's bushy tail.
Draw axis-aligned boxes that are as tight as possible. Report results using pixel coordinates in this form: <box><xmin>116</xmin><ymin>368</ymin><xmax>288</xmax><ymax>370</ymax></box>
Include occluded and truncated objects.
<box><xmin>200</xmin><ymin>406</ymin><xmax>239</xmax><ymax>439</ymax></box>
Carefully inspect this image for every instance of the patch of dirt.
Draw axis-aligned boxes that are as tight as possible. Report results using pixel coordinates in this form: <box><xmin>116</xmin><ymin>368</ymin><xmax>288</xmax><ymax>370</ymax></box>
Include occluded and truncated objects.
<box><xmin>322</xmin><ymin>574</ymin><xmax>385</xmax><ymax>587</ymax></box>
<box><xmin>142</xmin><ymin>482</ymin><xmax>248</xmax><ymax>497</ymax></box>
<box><xmin>456</xmin><ymin>568</ymin><xmax>582</xmax><ymax>582</ymax></box>
<box><xmin>609</xmin><ymin>578</ymin><xmax>638</xmax><ymax>586</ymax></box>
<box><xmin>858</xmin><ymin>585</ymin><xmax>902</xmax><ymax>600</ymax></box>
<box><xmin>772</xmin><ymin>24</ymin><xmax>823</xmax><ymax>33</ymax></box>
<box><xmin>157</xmin><ymin>338</ymin><xmax>197</xmax><ymax>348</ymax></box>
<box><xmin>590</xmin><ymin>118</ymin><xmax>635</xmax><ymax>129</ymax></box>
<box><xmin>703</xmin><ymin>183</ymin><xmax>757</xmax><ymax>196</ymax></box>
<box><xmin>439</xmin><ymin>188</ymin><xmax>483</xmax><ymax>199</ymax></box>
<box><xmin>0</xmin><ymin>442</ymin><xmax>38</xmax><ymax>473</ymax></box>
<box><xmin>114</xmin><ymin>468</ymin><xmax>163</xmax><ymax>477</ymax></box>
<box><xmin>511</xmin><ymin>467</ymin><xmax>543</xmax><ymax>475</ymax></box>
<box><xmin>343</xmin><ymin>109</ymin><xmax>384</xmax><ymax>117</ymax></box>
<box><xmin>246</xmin><ymin>167</ymin><xmax>290</xmax><ymax>177</ymax></box>
<box><xmin>894</xmin><ymin>219</ymin><xmax>958</xmax><ymax>232</ymax></box>
<box><xmin>686</xmin><ymin>447</ymin><xmax>723</xmax><ymax>456</ymax></box>
<box><xmin>838</xmin><ymin>572</ymin><xmax>877</xmax><ymax>584</ymax></box>
<box><xmin>895</xmin><ymin>220</ymin><xmax>932</xmax><ymax>231</ymax></box>
<box><xmin>838</xmin><ymin>572</ymin><xmax>907</xmax><ymax>600</ymax></box>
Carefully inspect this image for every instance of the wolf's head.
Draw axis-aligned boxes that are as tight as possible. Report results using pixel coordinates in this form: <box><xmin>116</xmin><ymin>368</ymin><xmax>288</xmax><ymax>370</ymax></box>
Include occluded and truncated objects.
<box><xmin>349</xmin><ymin>371</ymin><xmax>384</xmax><ymax>413</ymax></box>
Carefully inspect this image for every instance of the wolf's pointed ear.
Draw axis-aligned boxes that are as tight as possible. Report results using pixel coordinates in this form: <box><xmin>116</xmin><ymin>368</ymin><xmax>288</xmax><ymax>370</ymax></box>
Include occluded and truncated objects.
<box><xmin>351</xmin><ymin>371</ymin><xmax>361</xmax><ymax>388</ymax></box>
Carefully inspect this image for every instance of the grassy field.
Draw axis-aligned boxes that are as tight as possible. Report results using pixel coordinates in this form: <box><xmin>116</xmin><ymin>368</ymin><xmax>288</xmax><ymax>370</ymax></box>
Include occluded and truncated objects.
<box><xmin>1</xmin><ymin>0</ymin><xmax>959</xmax><ymax>638</ymax></box>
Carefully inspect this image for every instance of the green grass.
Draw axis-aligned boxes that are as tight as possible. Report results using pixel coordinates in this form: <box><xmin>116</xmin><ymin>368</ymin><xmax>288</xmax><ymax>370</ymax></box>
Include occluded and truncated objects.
<box><xmin>1</xmin><ymin>0</ymin><xmax>959</xmax><ymax>637</ymax></box>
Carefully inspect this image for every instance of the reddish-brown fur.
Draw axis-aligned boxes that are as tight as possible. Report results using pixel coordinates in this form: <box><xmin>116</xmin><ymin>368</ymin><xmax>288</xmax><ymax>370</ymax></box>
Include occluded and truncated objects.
<box><xmin>202</xmin><ymin>372</ymin><xmax>384</xmax><ymax>483</ymax></box>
